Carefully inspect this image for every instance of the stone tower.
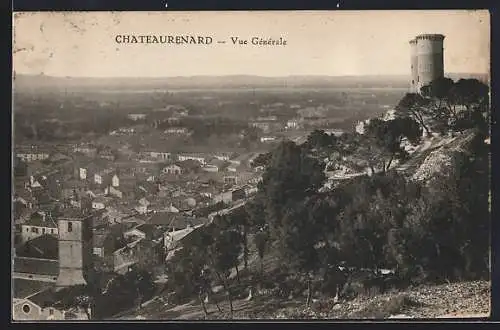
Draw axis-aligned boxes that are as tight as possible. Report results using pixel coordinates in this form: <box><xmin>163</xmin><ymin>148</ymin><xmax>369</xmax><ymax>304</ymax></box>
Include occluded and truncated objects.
<box><xmin>409</xmin><ymin>34</ymin><xmax>445</xmax><ymax>93</ymax></box>
<box><xmin>55</xmin><ymin>210</ymin><xmax>93</xmax><ymax>289</ymax></box>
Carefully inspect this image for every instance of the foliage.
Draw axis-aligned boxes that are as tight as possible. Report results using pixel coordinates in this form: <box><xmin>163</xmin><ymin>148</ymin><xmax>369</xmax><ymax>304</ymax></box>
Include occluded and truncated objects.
<box><xmin>357</xmin><ymin>117</ymin><xmax>422</xmax><ymax>173</ymax></box>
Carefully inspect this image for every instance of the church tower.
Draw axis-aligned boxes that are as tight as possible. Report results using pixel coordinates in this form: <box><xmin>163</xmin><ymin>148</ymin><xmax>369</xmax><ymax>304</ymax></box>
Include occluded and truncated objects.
<box><xmin>55</xmin><ymin>210</ymin><xmax>94</xmax><ymax>289</ymax></box>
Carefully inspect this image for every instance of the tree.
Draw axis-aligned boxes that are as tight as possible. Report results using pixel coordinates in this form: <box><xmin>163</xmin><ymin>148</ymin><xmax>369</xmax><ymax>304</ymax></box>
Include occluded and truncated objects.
<box><xmin>124</xmin><ymin>266</ymin><xmax>156</xmax><ymax>309</ymax></box>
<box><xmin>360</xmin><ymin>117</ymin><xmax>422</xmax><ymax>174</ymax></box>
<box><xmin>251</xmin><ymin>152</ymin><xmax>272</xmax><ymax>168</ymax></box>
<box><xmin>253</xmin><ymin>226</ymin><xmax>270</xmax><ymax>275</ymax></box>
<box><xmin>255</xmin><ymin>141</ymin><xmax>326</xmax><ymax>236</ymax></box>
<box><xmin>208</xmin><ymin>227</ymin><xmax>243</xmax><ymax>317</ymax></box>
<box><xmin>304</xmin><ymin>129</ymin><xmax>337</xmax><ymax>154</ymax></box>
<box><xmin>395</xmin><ymin>93</ymin><xmax>433</xmax><ymax>135</ymax></box>
<box><xmin>421</xmin><ymin>77</ymin><xmax>455</xmax><ymax>102</ymax></box>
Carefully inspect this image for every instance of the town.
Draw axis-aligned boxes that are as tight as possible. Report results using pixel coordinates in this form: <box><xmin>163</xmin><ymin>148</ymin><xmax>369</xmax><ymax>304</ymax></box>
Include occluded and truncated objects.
<box><xmin>13</xmin><ymin>73</ymin><xmax>410</xmax><ymax>319</ymax></box>
<box><xmin>12</xmin><ymin>12</ymin><xmax>491</xmax><ymax>321</ymax></box>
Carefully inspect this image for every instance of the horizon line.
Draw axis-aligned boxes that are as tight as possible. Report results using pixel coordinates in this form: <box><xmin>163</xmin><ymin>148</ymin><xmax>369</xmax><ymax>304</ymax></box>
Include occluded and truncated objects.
<box><xmin>14</xmin><ymin>72</ymin><xmax>489</xmax><ymax>79</ymax></box>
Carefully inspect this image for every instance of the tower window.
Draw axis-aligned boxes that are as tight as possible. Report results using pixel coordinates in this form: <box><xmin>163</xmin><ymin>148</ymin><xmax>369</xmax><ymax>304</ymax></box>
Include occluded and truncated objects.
<box><xmin>68</xmin><ymin>222</ymin><xmax>73</xmax><ymax>232</ymax></box>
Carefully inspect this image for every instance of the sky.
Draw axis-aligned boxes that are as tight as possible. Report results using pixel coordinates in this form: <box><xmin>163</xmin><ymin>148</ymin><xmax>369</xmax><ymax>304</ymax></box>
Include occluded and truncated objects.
<box><xmin>13</xmin><ymin>10</ymin><xmax>490</xmax><ymax>77</ymax></box>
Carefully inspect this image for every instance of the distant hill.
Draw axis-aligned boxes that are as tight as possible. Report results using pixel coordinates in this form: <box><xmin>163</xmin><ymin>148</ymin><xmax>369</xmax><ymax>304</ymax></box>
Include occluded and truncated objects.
<box><xmin>13</xmin><ymin>74</ymin><xmax>410</xmax><ymax>92</ymax></box>
<box><xmin>13</xmin><ymin>73</ymin><xmax>488</xmax><ymax>93</ymax></box>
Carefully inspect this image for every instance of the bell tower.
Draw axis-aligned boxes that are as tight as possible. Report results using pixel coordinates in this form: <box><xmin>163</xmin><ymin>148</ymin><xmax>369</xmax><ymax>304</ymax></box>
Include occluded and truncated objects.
<box><xmin>55</xmin><ymin>211</ymin><xmax>94</xmax><ymax>289</ymax></box>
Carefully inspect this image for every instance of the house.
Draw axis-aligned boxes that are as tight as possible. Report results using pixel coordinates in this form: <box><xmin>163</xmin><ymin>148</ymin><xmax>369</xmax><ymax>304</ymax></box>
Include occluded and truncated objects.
<box><xmin>91</xmin><ymin>196</ymin><xmax>111</xmax><ymax>210</ymax></box>
<box><xmin>286</xmin><ymin>119</ymin><xmax>300</xmax><ymax>129</ymax></box>
<box><xmin>164</xmin><ymin>223</ymin><xmax>204</xmax><ymax>251</ymax></box>
<box><xmin>229</xmin><ymin>152</ymin><xmax>259</xmax><ymax>167</ymax></box>
<box><xmin>13</xmin><ymin>257</ymin><xmax>59</xmax><ymax>282</ymax></box>
<box><xmin>163</xmin><ymin>127</ymin><xmax>191</xmax><ymax>135</ymax></box>
<box><xmin>142</xmin><ymin>151</ymin><xmax>171</xmax><ymax>161</ymax></box>
<box><xmin>213</xmin><ymin>152</ymin><xmax>234</xmax><ymax>161</ymax></box>
<box><xmin>203</xmin><ymin>159</ymin><xmax>229</xmax><ymax>173</ymax></box>
<box><xmin>128</xmin><ymin>113</ymin><xmax>147</xmax><ymax>121</ymax></box>
<box><xmin>98</xmin><ymin>149</ymin><xmax>116</xmax><ymax>161</ymax></box>
<box><xmin>260</xmin><ymin>136</ymin><xmax>278</xmax><ymax>143</ymax></box>
<box><xmin>101</xmin><ymin>207</ymin><xmax>128</xmax><ymax>224</ymax></box>
<box><xmin>213</xmin><ymin>191</ymin><xmax>233</xmax><ymax>204</ymax></box>
<box><xmin>256</xmin><ymin>115</ymin><xmax>278</xmax><ymax>121</ymax></box>
<box><xmin>14</xmin><ymin>190</ymin><xmax>35</xmax><ymax>209</ymax></box>
<box><xmin>79</xmin><ymin>167</ymin><xmax>88</xmax><ymax>180</ymax></box>
<box><xmin>94</xmin><ymin>169</ymin><xmax>114</xmax><ymax>185</ymax></box>
<box><xmin>162</xmin><ymin>164</ymin><xmax>183</xmax><ymax>175</ymax></box>
<box><xmin>21</xmin><ymin>212</ymin><xmax>58</xmax><ymax>243</ymax></box>
<box><xmin>177</xmin><ymin>153</ymin><xmax>207</xmax><ymax>165</ymax></box>
<box><xmin>136</xmin><ymin>182</ymin><xmax>159</xmax><ymax>198</ymax></box>
<box><xmin>16</xmin><ymin>148</ymin><xmax>51</xmax><ymax>163</ymax></box>
<box><xmin>92</xmin><ymin>229</ymin><xmax>116</xmax><ymax>260</ymax></box>
<box><xmin>12</xmin><ymin>285</ymin><xmax>91</xmax><ymax>320</ymax></box>
<box><xmin>73</xmin><ymin>144</ymin><xmax>98</xmax><ymax>157</ymax></box>
<box><xmin>223</xmin><ymin>175</ymin><xmax>238</xmax><ymax>186</ymax></box>
<box><xmin>134</xmin><ymin>197</ymin><xmax>151</xmax><ymax>214</ymax></box>
<box><xmin>111</xmin><ymin>174</ymin><xmax>120</xmax><ymax>187</ymax></box>
<box><xmin>123</xmin><ymin>223</ymin><xmax>165</xmax><ymax>242</ymax></box>
<box><xmin>112</xmin><ymin>238</ymin><xmax>163</xmax><ymax>274</ymax></box>
<box><xmin>107</xmin><ymin>186</ymin><xmax>123</xmax><ymax>199</ymax></box>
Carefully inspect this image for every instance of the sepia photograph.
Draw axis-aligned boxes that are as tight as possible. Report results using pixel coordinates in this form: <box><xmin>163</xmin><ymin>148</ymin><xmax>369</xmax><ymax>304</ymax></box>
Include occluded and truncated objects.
<box><xmin>11</xmin><ymin>10</ymin><xmax>491</xmax><ymax>321</ymax></box>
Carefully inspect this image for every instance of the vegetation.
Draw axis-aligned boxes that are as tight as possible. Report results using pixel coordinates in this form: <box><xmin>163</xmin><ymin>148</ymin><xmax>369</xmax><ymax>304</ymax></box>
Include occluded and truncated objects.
<box><xmin>161</xmin><ymin>77</ymin><xmax>489</xmax><ymax>318</ymax></box>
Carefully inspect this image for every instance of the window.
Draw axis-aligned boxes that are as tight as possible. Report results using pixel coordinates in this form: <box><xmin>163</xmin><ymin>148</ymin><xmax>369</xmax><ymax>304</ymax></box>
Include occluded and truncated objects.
<box><xmin>67</xmin><ymin>222</ymin><xmax>73</xmax><ymax>232</ymax></box>
<box><xmin>22</xmin><ymin>304</ymin><xmax>31</xmax><ymax>314</ymax></box>
<box><xmin>42</xmin><ymin>228</ymin><xmax>46</xmax><ymax>234</ymax></box>
<box><xmin>49</xmin><ymin>308</ymin><xmax>54</xmax><ymax>315</ymax></box>
<box><xmin>26</xmin><ymin>228</ymin><xmax>29</xmax><ymax>232</ymax></box>
<box><xmin>31</xmin><ymin>227</ymin><xmax>38</xmax><ymax>234</ymax></box>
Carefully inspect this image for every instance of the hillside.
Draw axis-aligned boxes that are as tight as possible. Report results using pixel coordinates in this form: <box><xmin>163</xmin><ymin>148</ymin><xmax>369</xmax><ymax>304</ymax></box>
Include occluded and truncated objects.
<box><xmin>112</xmin><ymin>127</ymin><xmax>489</xmax><ymax>321</ymax></box>
<box><xmin>115</xmin><ymin>280</ymin><xmax>489</xmax><ymax>320</ymax></box>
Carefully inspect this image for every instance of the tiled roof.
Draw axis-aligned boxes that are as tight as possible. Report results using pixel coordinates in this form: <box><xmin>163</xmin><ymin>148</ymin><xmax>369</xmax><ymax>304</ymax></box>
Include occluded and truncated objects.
<box><xmin>28</xmin><ymin>288</ymin><xmax>59</xmax><ymax>308</ymax></box>
<box><xmin>59</xmin><ymin>208</ymin><xmax>92</xmax><ymax>219</ymax></box>
<box><xmin>16</xmin><ymin>235</ymin><xmax>58</xmax><ymax>260</ymax></box>
<box><xmin>14</xmin><ymin>257</ymin><xmax>59</xmax><ymax>276</ymax></box>
<box><xmin>148</xmin><ymin>212</ymin><xmax>206</xmax><ymax>229</ymax></box>
<box><xmin>134</xmin><ymin>223</ymin><xmax>165</xmax><ymax>240</ymax></box>
<box><xmin>24</xmin><ymin>212</ymin><xmax>57</xmax><ymax>228</ymax></box>
<box><xmin>13</xmin><ymin>278</ymin><xmax>54</xmax><ymax>299</ymax></box>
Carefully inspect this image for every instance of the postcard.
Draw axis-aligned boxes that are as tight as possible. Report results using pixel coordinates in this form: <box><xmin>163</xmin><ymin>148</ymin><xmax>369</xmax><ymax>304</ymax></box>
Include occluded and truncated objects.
<box><xmin>12</xmin><ymin>10</ymin><xmax>490</xmax><ymax>321</ymax></box>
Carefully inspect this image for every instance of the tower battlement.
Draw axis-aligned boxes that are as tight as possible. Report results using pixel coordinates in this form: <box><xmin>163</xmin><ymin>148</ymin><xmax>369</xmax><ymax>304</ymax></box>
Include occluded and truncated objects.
<box><xmin>415</xmin><ymin>34</ymin><xmax>445</xmax><ymax>41</ymax></box>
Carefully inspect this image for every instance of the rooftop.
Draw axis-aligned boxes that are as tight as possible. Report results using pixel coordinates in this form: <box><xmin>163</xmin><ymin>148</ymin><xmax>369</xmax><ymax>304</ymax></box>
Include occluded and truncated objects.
<box><xmin>16</xmin><ymin>235</ymin><xmax>58</xmax><ymax>260</ymax></box>
<box><xmin>24</xmin><ymin>212</ymin><xmax>58</xmax><ymax>228</ymax></box>
<box><xmin>13</xmin><ymin>278</ymin><xmax>54</xmax><ymax>299</ymax></box>
<box><xmin>13</xmin><ymin>257</ymin><xmax>59</xmax><ymax>276</ymax></box>
<box><xmin>133</xmin><ymin>223</ymin><xmax>165</xmax><ymax>240</ymax></box>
